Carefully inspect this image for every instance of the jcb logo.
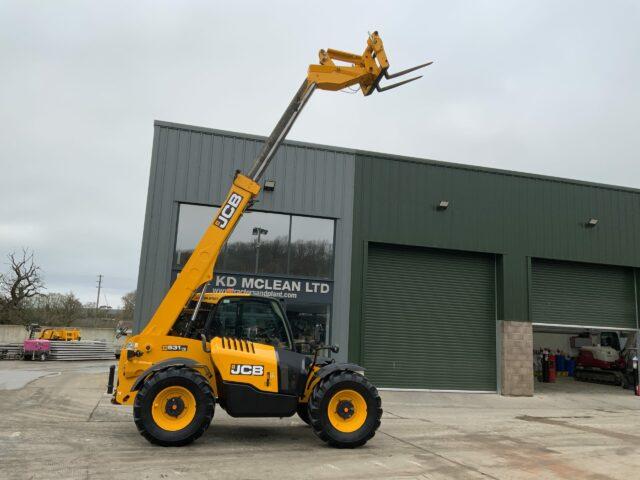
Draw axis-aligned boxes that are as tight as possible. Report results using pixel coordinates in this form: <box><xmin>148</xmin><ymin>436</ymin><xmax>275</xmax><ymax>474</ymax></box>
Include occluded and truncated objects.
<box><xmin>230</xmin><ymin>364</ymin><xmax>264</xmax><ymax>376</ymax></box>
<box><xmin>214</xmin><ymin>193</ymin><xmax>244</xmax><ymax>229</ymax></box>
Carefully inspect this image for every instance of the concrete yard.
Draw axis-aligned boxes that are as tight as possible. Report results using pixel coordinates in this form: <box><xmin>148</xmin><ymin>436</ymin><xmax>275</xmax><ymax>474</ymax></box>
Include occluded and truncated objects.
<box><xmin>1</xmin><ymin>361</ymin><xmax>639</xmax><ymax>480</ymax></box>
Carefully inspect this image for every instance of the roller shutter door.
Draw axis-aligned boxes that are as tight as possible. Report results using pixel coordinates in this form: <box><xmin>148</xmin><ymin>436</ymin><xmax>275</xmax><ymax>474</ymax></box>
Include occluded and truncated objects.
<box><xmin>363</xmin><ymin>244</ymin><xmax>497</xmax><ymax>391</ymax></box>
<box><xmin>531</xmin><ymin>259</ymin><xmax>637</xmax><ymax>329</ymax></box>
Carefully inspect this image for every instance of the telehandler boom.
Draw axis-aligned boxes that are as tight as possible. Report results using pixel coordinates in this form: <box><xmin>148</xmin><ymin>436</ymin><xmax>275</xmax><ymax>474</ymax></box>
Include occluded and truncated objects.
<box><xmin>111</xmin><ymin>32</ymin><xmax>430</xmax><ymax>448</ymax></box>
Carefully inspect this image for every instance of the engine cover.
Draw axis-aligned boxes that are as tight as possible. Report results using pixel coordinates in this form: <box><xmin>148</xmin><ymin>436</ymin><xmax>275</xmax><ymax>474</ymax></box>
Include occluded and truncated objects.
<box><xmin>211</xmin><ymin>337</ymin><xmax>279</xmax><ymax>393</ymax></box>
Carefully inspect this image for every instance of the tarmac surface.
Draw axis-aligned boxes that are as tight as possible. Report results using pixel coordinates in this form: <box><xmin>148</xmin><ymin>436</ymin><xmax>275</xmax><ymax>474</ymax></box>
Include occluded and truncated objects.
<box><xmin>1</xmin><ymin>360</ymin><xmax>639</xmax><ymax>480</ymax></box>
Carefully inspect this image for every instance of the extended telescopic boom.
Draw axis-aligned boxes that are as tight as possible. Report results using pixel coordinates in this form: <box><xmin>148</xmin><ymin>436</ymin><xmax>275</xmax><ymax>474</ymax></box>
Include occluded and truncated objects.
<box><xmin>141</xmin><ymin>32</ymin><xmax>431</xmax><ymax>336</ymax></box>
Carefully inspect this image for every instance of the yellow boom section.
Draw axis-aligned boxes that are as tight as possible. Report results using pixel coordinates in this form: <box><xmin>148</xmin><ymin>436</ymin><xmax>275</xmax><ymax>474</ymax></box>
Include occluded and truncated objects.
<box><xmin>141</xmin><ymin>174</ymin><xmax>260</xmax><ymax>336</ymax></box>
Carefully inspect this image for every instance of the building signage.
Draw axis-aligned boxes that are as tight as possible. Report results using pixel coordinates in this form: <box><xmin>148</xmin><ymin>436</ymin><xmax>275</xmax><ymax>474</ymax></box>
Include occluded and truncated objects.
<box><xmin>212</xmin><ymin>273</ymin><xmax>333</xmax><ymax>303</ymax></box>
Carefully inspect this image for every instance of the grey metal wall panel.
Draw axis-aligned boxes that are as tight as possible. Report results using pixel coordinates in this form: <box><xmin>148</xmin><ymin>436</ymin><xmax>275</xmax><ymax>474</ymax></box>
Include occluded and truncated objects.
<box><xmin>531</xmin><ymin>259</ymin><xmax>637</xmax><ymax>329</ymax></box>
<box><xmin>352</xmin><ymin>153</ymin><xmax>640</xmax><ymax>265</ymax></box>
<box><xmin>134</xmin><ymin>122</ymin><xmax>355</xmax><ymax>361</ymax></box>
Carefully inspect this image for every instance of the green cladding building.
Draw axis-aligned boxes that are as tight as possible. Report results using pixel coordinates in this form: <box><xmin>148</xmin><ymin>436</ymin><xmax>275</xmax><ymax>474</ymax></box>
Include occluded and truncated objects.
<box><xmin>135</xmin><ymin>121</ymin><xmax>640</xmax><ymax>395</ymax></box>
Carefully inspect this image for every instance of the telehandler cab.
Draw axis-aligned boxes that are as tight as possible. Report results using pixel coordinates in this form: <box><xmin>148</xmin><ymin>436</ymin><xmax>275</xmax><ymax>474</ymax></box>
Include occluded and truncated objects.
<box><xmin>110</xmin><ymin>32</ymin><xmax>430</xmax><ymax>448</ymax></box>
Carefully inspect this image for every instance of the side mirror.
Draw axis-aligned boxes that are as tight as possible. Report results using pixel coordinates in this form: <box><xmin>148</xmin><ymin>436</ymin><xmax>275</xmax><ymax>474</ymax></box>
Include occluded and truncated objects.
<box><xmin>200</xmin><ymin>334</ymin><xmax>211</xmax><ymax>353</ymax></box>
<box><xmin>310</xmin><ymin>344</ymin><xmax>340</xmax><ymax>371</ymax></box>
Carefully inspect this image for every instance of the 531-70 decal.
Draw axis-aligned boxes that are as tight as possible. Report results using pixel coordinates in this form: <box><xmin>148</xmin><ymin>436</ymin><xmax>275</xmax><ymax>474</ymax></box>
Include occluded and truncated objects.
<box><xmin>214</xmin><ymin>193</ymin><xmax>244</xmax><ymax>229</ymax></box>
<box><xmin>162</xmin><ymin>345</ymin><xmax>188</xmax><ymax>352</ymax></box>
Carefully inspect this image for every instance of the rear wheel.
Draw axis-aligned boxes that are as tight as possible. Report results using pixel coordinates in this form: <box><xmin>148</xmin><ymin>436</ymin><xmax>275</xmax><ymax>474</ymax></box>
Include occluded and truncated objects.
<box><xmin>133</xmin><ymin>367</ymin><xmax>214</xmax><ymax>446</ymax></box>
<box><xmin>308</xmin><ymin>371</ymin><xmax>382</xmax><ymax>448</ymax></box>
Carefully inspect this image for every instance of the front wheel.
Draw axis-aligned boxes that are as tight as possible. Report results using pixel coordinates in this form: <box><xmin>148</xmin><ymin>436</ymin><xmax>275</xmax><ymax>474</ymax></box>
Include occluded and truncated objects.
<box><xmin>308</xmin><ymin>371</ymin><xmax>382</xmax><ymax>448</ymax></box>
<box><xmin>133</xmin><ymin>367</ymin><xmax>214</xmax><ymax>446</ymax></box>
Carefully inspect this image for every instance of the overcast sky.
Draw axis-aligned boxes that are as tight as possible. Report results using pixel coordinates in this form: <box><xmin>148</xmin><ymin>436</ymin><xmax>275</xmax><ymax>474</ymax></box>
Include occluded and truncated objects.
<box><xmin>1</xmin><ymin>1</ymin><xmax>639</xmax><ymax>306</ymax></box>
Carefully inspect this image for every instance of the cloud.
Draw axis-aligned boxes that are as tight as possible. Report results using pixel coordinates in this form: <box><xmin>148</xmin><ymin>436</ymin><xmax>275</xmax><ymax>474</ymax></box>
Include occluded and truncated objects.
<box><xmin>0</xmin><ymin>222</ymin><xmax>44</xmax><ymax>245</ymax></box>
<box><xmin>0</xmin><ymin>0</ymin><xmax>638</xmax><ymax>304</ymax></box>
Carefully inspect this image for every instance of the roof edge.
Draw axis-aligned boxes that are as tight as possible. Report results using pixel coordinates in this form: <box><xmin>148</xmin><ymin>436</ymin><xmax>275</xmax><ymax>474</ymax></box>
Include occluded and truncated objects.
<box><xmin>352</xmin><ymin>149</ymin><xmax>640</xmax><ymax>194</ymax></box>
<box><xmin>153</xmin><ymin>120</ymin><xmax>355</xmax><ymax>155</ymax></box>
<box><xmin>154</xmin><ymin>120</ymin><xmax>640</xmax><ymax>195</ymax></box>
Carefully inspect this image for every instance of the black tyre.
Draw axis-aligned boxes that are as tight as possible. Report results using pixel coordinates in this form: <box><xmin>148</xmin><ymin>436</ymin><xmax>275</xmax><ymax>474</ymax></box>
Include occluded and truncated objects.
<box><xmin>297</xmin><ymin>402</ymin><xmax>311</xmax><ymax>425</ymax></box>
<box><xmin>308</xmin><ymin>371</ymin><xmax>382</xmax><ymax>448</ymax></box>
<box><xmin>133</xmin><ymin>367</ymin><xmax>214</xmax><ymax>447</ymax></box>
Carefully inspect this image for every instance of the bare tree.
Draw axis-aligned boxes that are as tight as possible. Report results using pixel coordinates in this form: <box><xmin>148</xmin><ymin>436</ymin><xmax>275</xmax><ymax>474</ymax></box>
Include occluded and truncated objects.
<box><xmin>0</xmin><ymin>249</ymin><xmax>45</xmax><ymax>310</ymax></box>
<box><xmin>43</xmin><ymin>292</ymin><xmax>82</xmax><ymax>319</ymax></box>
<box><xmin>120</xmin><ymin>290</ymin><xmax>136</xmax><ymax>321</ymax></box>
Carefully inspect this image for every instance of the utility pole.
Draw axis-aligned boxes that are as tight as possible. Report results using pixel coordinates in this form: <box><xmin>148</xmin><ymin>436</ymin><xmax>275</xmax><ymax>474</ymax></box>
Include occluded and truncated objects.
<box><xmin>96</xmin><ymin>274</ymin><xmax>103</xmax><ymax>314</ymax></box>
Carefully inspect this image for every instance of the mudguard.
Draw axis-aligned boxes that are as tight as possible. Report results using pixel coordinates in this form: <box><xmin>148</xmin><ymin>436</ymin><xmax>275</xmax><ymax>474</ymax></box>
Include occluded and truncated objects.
<box><xmin>315</xmin><ymin>362</ymin><xmax>365</xmax><ymax>380</ymax></box>
<box><xmin>131</xmin><ymin>357</ymin><xmax>203</xmax><ymax>391</ymax></box>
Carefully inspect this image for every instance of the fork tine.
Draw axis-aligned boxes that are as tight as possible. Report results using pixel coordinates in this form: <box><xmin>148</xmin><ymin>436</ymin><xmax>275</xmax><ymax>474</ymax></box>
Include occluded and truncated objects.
<box><xmin>384</xmin><ymin>61</ymin><xmax>433</xmax><ymax>80</ymax></box>
<box><xmin>376</xmin><ymin>75</ymin><xmax>423</xmax><ymax>93</ymax></box>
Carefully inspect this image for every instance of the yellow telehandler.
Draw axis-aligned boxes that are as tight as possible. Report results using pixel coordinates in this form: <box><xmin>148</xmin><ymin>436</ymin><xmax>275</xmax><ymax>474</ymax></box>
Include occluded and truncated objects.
<box><xmin>109</xmin><ymin>32</ymin><xmax>430</xmax><ymax>448</ymax></box>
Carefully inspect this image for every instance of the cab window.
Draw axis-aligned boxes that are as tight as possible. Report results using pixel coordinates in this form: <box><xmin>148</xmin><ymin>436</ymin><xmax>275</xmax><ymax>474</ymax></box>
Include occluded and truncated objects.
<box><xmin>206</xmin><ymin>298</ymin><xmax>292</xmax><ymax>349</ymax></box>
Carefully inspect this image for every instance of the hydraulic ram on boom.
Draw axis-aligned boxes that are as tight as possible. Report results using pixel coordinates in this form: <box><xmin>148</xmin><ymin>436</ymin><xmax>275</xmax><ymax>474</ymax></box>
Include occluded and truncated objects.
<box><xmin>114</xmin><ymin>32</ymin><xmax>431</xmax><ymax>448</ymax></box>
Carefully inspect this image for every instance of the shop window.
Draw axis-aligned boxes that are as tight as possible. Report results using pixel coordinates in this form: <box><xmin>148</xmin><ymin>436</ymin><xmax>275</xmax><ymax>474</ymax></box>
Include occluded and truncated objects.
<box><xmin>286</xmin><ymin>303</ymin><xmax>330</xmax><ymax>354</ymax></box>
<box><xmin>289</xmin><ymin>216</ymin><xmax>334</xmax><ymax>279</ymax></box>
<box><xmin>174</xmin><ymin>203</ymin><xmax>335</xmax><ymax>280</ymax></box>
<box><xmin>174</xmin><ymin>204</ymin><xmax>213</xmax><ymax>267</ymax></box>
<box><xmin>219</xmin><ymin>211</ymin><xmax>289</xmax><ymax>275</ymax></box>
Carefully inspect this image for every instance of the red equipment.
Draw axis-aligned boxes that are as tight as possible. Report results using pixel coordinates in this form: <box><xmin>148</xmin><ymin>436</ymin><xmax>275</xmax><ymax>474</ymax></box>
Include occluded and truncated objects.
<box><xmin>548</xmin><ymin>354</ymin><xmax>556</xmax><ymax>383</ymax></box>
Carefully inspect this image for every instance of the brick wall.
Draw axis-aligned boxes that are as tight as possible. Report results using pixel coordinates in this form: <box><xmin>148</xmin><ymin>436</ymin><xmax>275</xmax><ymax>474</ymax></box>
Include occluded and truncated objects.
<box><xmin>501</xmin><ymin>320</ymin><xmax>534</xmax><ymax>396</ymax></box>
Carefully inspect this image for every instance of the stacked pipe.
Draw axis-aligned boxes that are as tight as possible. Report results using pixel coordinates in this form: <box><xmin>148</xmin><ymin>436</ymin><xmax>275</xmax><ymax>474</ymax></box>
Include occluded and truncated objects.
<box><xmin>48</xmin><ymin>340</ymin><xmax>114</xmax><ymax>361</ymax></box>
<box><xmin>0</xmin><ymin>343</ymin><xmax>24</xmax><ymax>360</ymax></box>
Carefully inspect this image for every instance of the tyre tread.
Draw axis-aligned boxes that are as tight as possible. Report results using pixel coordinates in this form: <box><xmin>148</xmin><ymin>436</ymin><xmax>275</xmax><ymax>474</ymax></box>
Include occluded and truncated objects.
<box><xmin>133</xmin><ymin>366</ymin><xmax>214</xmax><ymax>447</ymax></box>
<box><xmin>308</xmin><ymin>371</ymin><xmax>382</xmax><ymax>448</ymax></box>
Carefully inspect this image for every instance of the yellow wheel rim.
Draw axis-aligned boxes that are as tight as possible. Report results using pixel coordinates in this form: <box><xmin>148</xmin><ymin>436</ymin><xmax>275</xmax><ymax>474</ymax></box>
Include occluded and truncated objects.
<box><xmin>327</xmin><ymin>389</ymin><xmax>367</xmax><ymax>433</ymax></box>
<box><xmin>151</xmin><ymin>386</ymin><xmax>196</xmax><ymax>431</ymax></box>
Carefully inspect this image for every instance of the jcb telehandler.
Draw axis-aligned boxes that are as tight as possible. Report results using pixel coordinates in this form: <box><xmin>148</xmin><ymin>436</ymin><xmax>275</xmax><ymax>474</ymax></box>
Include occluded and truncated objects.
<box><xmin>110</xmin><ymin>32</ymin><xmax>430</xmax><ymax>448</ymax></box>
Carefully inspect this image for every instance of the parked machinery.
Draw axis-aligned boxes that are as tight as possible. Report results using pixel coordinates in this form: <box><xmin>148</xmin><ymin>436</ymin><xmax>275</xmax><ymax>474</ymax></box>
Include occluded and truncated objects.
<box><xmin>38</xmin><ymin>328</ymin><xmax>81</xmax><ymax>341</ymax></box>
<box><xmin>23</xmin><ymin>324</ymin><xmax>81</xmax><ymax>361</ymax></box>
<box><xmin>574</xmin><ymin>331</ymin><xmax>638</xmax><ymax>388</ymax></box>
